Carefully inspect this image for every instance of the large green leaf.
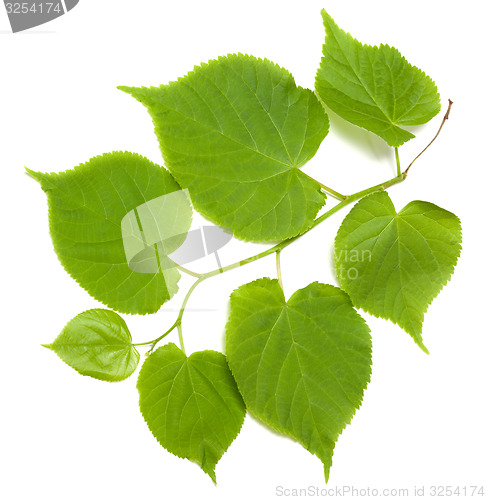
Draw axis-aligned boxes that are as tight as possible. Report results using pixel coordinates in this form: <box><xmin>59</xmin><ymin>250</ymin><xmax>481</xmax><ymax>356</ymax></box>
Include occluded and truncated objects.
<box><xmin>225</xmin><ymin>278</ymin><xmax>372</xmax><ymax>481</ymax></box>
<box><xmin>27</xmin><ymin>152</ymin><xmax>192</xmax><ymax>315</ymax></box>
<box><xmin>120</xmin><ymin>54</ymin><xmax>329</xmax><ymax>242</ymax></box>
<box><xmin>137</xmin><ymin>343</ymin><xmax>246</xmax><ymax>482</ymax></box>
<box><xmin>43</xmin><ymin>309</ymin><xmax>139</xmax><ymax>382</ymax></box>
<box><xmin>315</xmin><ymin>10</ymin><xmax>441</xmax><ymax>147</ymax></box>
<box><xmin>334</xmin><ymin>191</ymin><xmax>462</xmax><ymax>352</ymax></box>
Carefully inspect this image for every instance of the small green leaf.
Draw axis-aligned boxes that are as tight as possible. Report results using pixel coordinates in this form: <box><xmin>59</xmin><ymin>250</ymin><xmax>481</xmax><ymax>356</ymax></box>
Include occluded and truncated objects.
<box><xmin>44</xmin><ymin>309</ymin><xmax>139</xmax><ymax>382</ymax></box>
<box><xmin>334</xmin><ymin>191</ymin><xmax>462</xmax><ymax>352</ymax></box>
<box><xmin>120</xmin><ymin>54</ymin><xmax>329</xmax><ymax>242</ymax></box>
<box><xmin>137</xmin><ymin>343</ymin><xmax>246</xmax><ymax>482</ymax></box>
<box><xmin>315</xmin><ymin>10</ymin><xmax>441</xmax><ymax>147</ymax></box>
<box><xmin>225</xmin><ymin>278</ymin><xmax>372</xmax><ymax>481</ymax></box>
<box><xmin>27</xmin><ymin>152</ymin><xmax>192</xmax><ymax>315</ymax></box>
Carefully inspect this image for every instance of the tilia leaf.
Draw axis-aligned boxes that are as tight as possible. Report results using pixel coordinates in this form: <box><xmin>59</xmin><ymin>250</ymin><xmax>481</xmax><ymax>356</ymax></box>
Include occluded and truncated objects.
<box><xmin>225</xmin><ymin>278</ymin><xmax>372</xmax><ymax>482</ymax></box>
<box><xmin>44</xmin><ymin>309</ymin><xmax>139</xmax><ymax>382</ymax></box>
<box><xmin>334</xmin><ymin>192</ymin><xmax>462</xmax><ymax>352</ymax></box>
<box><xmin>137</xmin><ymin>343</ymin><xmax>246</xmax><ymax>482</ymax></box>
<box><xmin>27</xmin><ymin>152</ymin><xmax>192</xmax><ymax>315</ymax></box>
<box><xmin>119</xmin><ymin>54</ymin><xmax>329</xmax><ymax>242</ymax></box>
<box><xmin>315</xmin><ymin>10</ymin><xmax>441</xmax><ymax>147</ymax></box>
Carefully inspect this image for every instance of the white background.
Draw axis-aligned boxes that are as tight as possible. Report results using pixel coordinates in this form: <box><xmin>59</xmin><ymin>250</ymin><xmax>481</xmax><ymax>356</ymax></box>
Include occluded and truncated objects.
<box><xmin>1</xmin><ymin>1</ymin><xmax>485</xmax><ymax>498</ymax></box>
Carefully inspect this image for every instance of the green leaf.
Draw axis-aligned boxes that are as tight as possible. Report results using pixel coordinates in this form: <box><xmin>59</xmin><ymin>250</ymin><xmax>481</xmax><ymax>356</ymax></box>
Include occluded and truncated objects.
<box><xmin>119</xmin><ymin>54</ymin><xmax>329</xmax><ymax>242</ymax></box>
<box><xmin>137</xmin><ymin>343</ymin><xmax>246</xmax><ymax>482</ymax></box>
<box><xmin>315</xmin><ymin>10</ymin><xmax>441</xmax><ymax>147</ymax></box>
<box><xmin>27</xmin><ymin>152</ymin><xmax>192</xmax><ymax>315</ymax></box>
<box><xmin>43</xmin><ymin>309</ymin><xmax>139</xmax><ymax>382</ymax></box>
<box><xmin>334</xmin><ymin>191</ymin><xmax>462</xmax><ymax>352</ymax></box>
<box><xmin>225</xmin><ymin>278</ymin><xmax>372</xmax><ymax>481</ymax></box>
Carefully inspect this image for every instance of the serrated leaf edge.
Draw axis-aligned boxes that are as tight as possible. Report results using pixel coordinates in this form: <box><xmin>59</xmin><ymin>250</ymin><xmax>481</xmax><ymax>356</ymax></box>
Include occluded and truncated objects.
<box><xmin>119</xmin><ymin>54</ymin><xmax>329</xmax><ymax>243</ymax></box>
<box><xmin>44</xmin><ymin>308</ymin><xmax>140</xmax><ymax>382</ymax></box>
<box><xmin>334</xmin><ymin>192</ymin><xmax>462</xmax><ymax>353</ymax></box>
<box><xmin>137</xmin><ymin>343</ymin><xmax>246</xmax><ymax>483</ymax></box>
<box><xmin>316</xmin><ymin>9</ymin><xmax>441</xmax><ymax>147</ymax></box>
<box><xmin>26</xmin><ymin>152</ymin><xmax>183</xmax><ymax>315</ymax></box>
<box><xmin>225</xmin><ymin>278</ymin><xmax>372</xmax><ymax>482</ymax></box>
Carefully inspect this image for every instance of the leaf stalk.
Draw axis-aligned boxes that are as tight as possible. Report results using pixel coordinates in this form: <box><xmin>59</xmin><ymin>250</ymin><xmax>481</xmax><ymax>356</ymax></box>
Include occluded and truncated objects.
<box><xmin>276</xmin><ymin>250</ymin><xmax>284</xmax><ymax>291</ymax></box>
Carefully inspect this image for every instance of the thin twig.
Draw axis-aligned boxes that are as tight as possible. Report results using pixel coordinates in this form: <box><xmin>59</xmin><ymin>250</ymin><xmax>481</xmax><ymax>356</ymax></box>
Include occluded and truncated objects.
<box><xmin>403</xmin><ymin>99</ymin><xmax>453</xmax><ymax>176</ymax></box>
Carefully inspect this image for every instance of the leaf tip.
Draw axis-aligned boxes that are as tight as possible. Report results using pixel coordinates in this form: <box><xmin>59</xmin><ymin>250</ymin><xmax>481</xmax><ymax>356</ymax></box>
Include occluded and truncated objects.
<box><xmin>117</xmin><ymin>85</ymin><xmax>153</xmax><ymax>107</ymax></box>
<box><xmin>202</xmin><ymin>462</ymin><xmax>217</xmax><ymax>484</ymax></box>
<box><xmin>419</xmin><ymin>342</ymin><xmax>430</xmax><ymax>355</ymax></box>
<box><xmin>25</xmin><ymin>167</ymin><xmax>56</xmax><ymax>191</ymax></box>
<box><xmin>41</xmin><ymin>343</ymin><xmax>52</xmax><ymax>350</ymax></box>
<box><xmin>411</xmin><ymin>330</ymin><xmax>430</xmax><ymax>354</ymax></box>
<box><xmin>25</xmin><ymin>167</ymin><xmax>45</xmax><ymax>184</ymax></box>
<box><xmin>117</xmin><ymin>85</ymin><xmax>134</xmax><ymax>95</ymax></box>
<box><xmin>320</xmin><ymin>8</ymin><xmax>336</xmax><ymax>29</ymax></box>
<box><xmin>324</xmin><ymin>462</ymin><xmax>331</xmax><ymax>483</ymax></box>
<box><xmin>117</xmin><ymin>85</ymin><xmax>147</xmax><ymax>100</ymax></box>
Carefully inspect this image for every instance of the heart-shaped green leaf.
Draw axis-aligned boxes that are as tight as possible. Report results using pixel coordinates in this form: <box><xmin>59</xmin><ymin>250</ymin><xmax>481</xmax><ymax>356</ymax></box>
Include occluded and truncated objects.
<box><xmin>334</xmin><ymin>191</ymin><xmax>462</xmax><ymax>352</ymax></box>
<box><xmin>137</xmin><ymin>343</ymin><xmax>246</xmax><ymax>482</ymax></box>
<box><xmin>120</xmin><ymin>54</ymin><xmax>329</xmax><ymax>242</ymax></box>
<box><xmin>44</xmin><ymin>309</ymin><xmax>139</xmax><ymax>382</ymax></box>
<box><xmin>315</xmin><ymin>10</ymin><xmax>441</xmax><ymax>147</ymax></box>
<box><xmin>225</xmin><ymin>278</ymin><xmax>372</xmax><ymax>481</ymax></box>
<box><xmin>27</xmin><ymin>152</ymin><xmax>192</xmax><ymax>315</ymax></box>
